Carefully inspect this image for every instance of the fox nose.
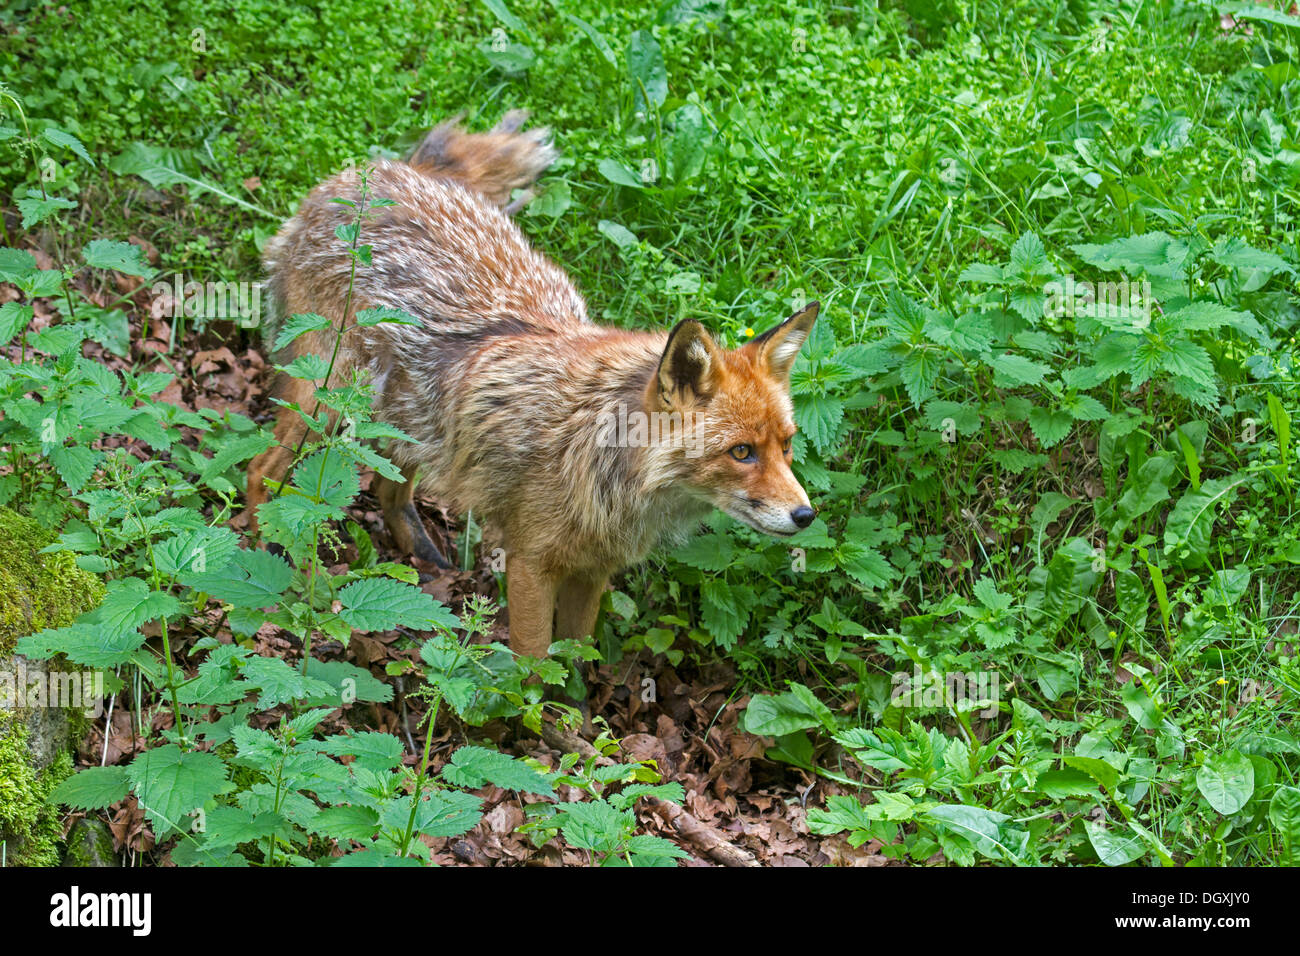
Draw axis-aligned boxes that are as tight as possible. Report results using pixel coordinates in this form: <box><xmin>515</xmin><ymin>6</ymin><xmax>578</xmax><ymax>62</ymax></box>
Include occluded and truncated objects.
<box><xmin>790</xmin><ymin>505</ymin><xmax>815</xmax><ymax>529</ymax></box>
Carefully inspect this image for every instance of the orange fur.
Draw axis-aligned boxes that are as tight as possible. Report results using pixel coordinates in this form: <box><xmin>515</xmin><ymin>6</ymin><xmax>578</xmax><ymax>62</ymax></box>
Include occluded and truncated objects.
<box><xmin>247</xmin><ymin>114</ymin><xmax>819</xmax><ymax>660</ymax></box>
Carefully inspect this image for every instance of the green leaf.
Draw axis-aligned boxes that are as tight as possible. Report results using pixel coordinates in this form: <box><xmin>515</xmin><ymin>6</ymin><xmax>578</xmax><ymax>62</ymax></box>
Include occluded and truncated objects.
<box><xmin>272</xmin><ymin>312</ymin><xmax>332</xmax><ymax>351</ymax></box>
<box><xmin>924</xmin><ymin>804</ymin><xmax>1024</xmax><ymax>863</ymax></box>
<box><xmin>1034</xmin><ymin>769</ymin><xmax>1099</xmax><ymax>799</ymax></box>
<box><xmin>1160</xmin><ymin>339</ymin><xmax>1214</xmax><ymax>386</ymax></box>
<box><xmin>302</xmin><ymin>660</ymin><xmax>394</xmax><ymax>705</ymax></box>
<box><xmin>1064</xmin><ymin>394</ymin><xmax>1108</xmax><ymax>421</ymax></box>
<box><xmin>42</xmin><ymin>127</ymin><xmax>94</xmax><ymax>165</ymax></box>
<box><xmin>1063</xmin><ymin>755</ymin><xmax>1119</xmax><ymax>793</ymax></box>
<box><xmin>742</xmin><ymin>684</ymin><xmax>833</xmax><ymax>736</ymax></box>
<box><xmin>17</xmin><ymin>195</ymin><xmax>77</xmax><ymax>228</ymax></box>
<box><xmin>47</xmin><ymin>444</ymin><xmax>101</xmax><ymax>493</ymax></box>
<box><xmin>562</xmin><ymin>13</ymin><xmax>618</xmax><ymax>69</ymax></box>
<box><xmin>338</xmin><ymin>577</ymin><xmax>459</xmax><ymax>632</ymax></box>
<box><xmin>1210</xmin><ymin>237</ymin><xmax>1293</xmax><ymax>277</ymax></box>
<box><xmin>923</xmin><ymin>400</ymin><xmax>981</xmax><ymax>436</ymax></box>
<box><xmin>310</xmin><ymin>805</ymin><xmax>382</xmax><ymax>842</ymax></box>
<box><xmin>200</xmin><ymin>806</ymin><xmax>284</xmax><ymax>848</ymax></box>
<box><xmin>957</xmin><ymin>262</ymin><xmax>1005</xmax><ymax>285</ymax></box>
<box><xmin>526</xmin><ymin>179</ymin><xmax>571</xmax><ymax>218</ymax></box>
<box><xmin>441</xmin><ymin>746</ymin><xmax>555</xmax><ymax>795</ymax></box>
<box><xmin>480</xmin><ymin>0</ymin><xmax>531</xmax><ymax>36</ymax></box>
<box><xmin>1162</xmin><ymin>475</ymin><xmax>1246</xmax><ymax>568</ymax></box>
<box><xmin>1109</xmin><ymin>453</ymin><xmax>1177</xmax><ymax>536</ymax></box>
<box><xmin>355</xmin><ymin>306</ymin><xmax>421</xmax><ymax>328</ymax></box>
<box><xmin>316</xmin><ymin>730</ymin><xmax>403</xmax><ymax>770</ymax></box>
<box><xmin>331</xmin><ymin>848</ymin><xmax>424</xmax><ymax>867</ymax></box>
<box><xmin>0</xmin><ymin>301</ymin><xmax>33</xmax><ymax>344</ymax></box>
<box><xmin>1086</xmin><ymin>819</ymin><xmax>1146</xmax><ymax>866</ymax></box>
<box><xmin>972</xmin><ymin>576</ymin><xmax>1013</xmax><ymax>613</ymax></box>
<box><xmin>277</xmin><ymin>353</ymin><xmax>330</xmax><ymax>381</ymax></box>
<box><xmin>239</xmin><ymin>656</ymin><xmax>336</xmax><ymax>709</ymax></box>
<box><xmin>154</xmin><ymin>525</ymin><xmax>239</xmax><ymax>577</ymax></box>
<box><xmin>626</xmin><ymin>30</ymin><xmax>668</xmax><ymax>113</ymax></box>
<box><xmin>383</xmin><ymin>790</ymin><xmax>483</xmax><ymax>839</ymax></box>
<box><xmin>16</xmin><ymin>620</ymin><xmax>146</xmax><ymax>668</ymax></box>
<box><xmin>1159</xmin><ymin>300</ymin><xmax>1267</xmax><ymax>341</ymax></box>
<box><xmin>991</xmin><ymin>448</ymin><xmax>1047</xmax><ymax>473</ymax></box>
<box><xmin>597</xmin><ymin>219</ymin><xmax>639</xmax><ymax>250</ymax></box>
<box><xmin>838</xmin><ymin>540</ymin><xmax>895</xmax><ymax>588</ymax></box>
<box><xmin>987</xmin><ymin>352</ymin><xmax>1050</xmax><ymax>387</ymax></box>
<box><xmin>109</xmin><ymin>141</ymin><xmax>275</xmax><ymax>218</ymax></box>
<box><xmin>597</xmin><ymin>158</ymin><xmax>646</xmax><ymax>188</ymax></box>
<box><xmin>898</xmin><ymin>349</ymin><xmax>940</xmax><ymax>406</ymax></box>
<box><xmin>82</xmin><ymin>239</ymin><xmax>152</xmax><ymax>278</ymax></box>
<box><xmin>671</xmin><ymin>533</ymin><xmax>735</xmax><ymax>571</ymax></box>
<box><xmin>1027</xmin><ymin>406</ymin><xmax>1072</xmax><ymax>448</ymax></box>
<box><xmin>51</xmin><ymin>766</ymin><xmax>130</xmax><ymax>810</ymax></box>
<box><xmin>479</xmin><ymin>38</ymin><xmax>536</xmax><ymax>74</ymax></box>
<box><xmin>1072</xmin><ymin>232</ymin><xmax>1191</xmax><ymax>280</ymax></box>
<box><xmin>181</xmin><ymin>547</ymin><xmax>293</xmax><ymax>608</ymax></box>
<box><xmin>1196</xmin><ymin>750</ymin><xmax>1254</xmax><ymax>815</ymax></box>
<box><xmin>16</xmin><ymin>268</ymin><xmax>64</xmax><ymax>298</ymax></box>
<box><xmin>1007</xmin><ymin>231</ymin><xmax>1050</xmax><ymax>277</ymax></box>
<box><xmin>93</xmin><ymin>577</ymin><xmax>180</xmax><ymax>634</ymax></box>
<box><xmin>553</xmin><ymin>800</ymin><xmax>630</xmax><ymax>851</ymax></box>
<box><xmin>125</xmin><ymin>744</ymin><xmax>230</xmax><ymax>837</ymax></box>
<box><xmin>699</xmin><ymin>578</ymin><xmax>747</xmax><ymax>647</ymax></box>
<box><xmin>1268</xmin><ymin>786</ymin><xmax>1300</xmax><ymax>863</ymax></box>
<box><xmin>795</xmin><ymin>392</ymin><xmax>844</xmax><ymax>455</ymax></box>
<box><xmin>666</xmin><ymin>103</ymin><xmax>709</xmax><ymax>183</ymax></box>
<box><xmin>293</xmin><ymin>448</ymin><xmax>359</xmax><ymax>508</ymax></box>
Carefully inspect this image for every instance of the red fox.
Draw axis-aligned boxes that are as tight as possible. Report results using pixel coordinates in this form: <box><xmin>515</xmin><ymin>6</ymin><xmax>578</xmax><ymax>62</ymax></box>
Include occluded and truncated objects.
<box><xmin>247</xmin><ymin>112</ymin><xmax>818</xmax><ymax>660</ymax></box>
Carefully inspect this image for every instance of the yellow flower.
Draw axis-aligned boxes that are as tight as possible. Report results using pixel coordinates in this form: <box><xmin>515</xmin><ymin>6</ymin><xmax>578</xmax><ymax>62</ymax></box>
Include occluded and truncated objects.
<box><xmin>1216</xmin><ymin>678</ymin><xmax>1228</xmax><ymax>685</ymax></box>
<box><xmin>743</xmin><ymin>327</ymin><xmax>755</xmax><ymax>338</ymax></box>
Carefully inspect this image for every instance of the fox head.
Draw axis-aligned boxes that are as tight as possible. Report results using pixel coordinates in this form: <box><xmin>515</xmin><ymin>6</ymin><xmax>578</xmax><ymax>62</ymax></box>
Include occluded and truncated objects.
<box><xmin>651</xmin><ymin>302</ymin><xmax>820</xmax><ymax>537</ymax></box>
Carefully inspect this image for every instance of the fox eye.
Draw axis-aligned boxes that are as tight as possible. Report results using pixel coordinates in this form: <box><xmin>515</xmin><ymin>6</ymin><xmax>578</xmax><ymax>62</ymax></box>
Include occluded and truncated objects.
<box><xmin>729</xmin><ymin>444</ymin><xmax>754</xmax><ymax>462</ymax></box>
<box><xmin>781</xmin><ymin>437</ymin><xmax>793</xmax><ymax>454</ymax></box>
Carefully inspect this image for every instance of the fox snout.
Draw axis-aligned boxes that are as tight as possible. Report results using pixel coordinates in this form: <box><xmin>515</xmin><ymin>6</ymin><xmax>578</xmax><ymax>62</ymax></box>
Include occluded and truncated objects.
<box><xmin>731</xmin><ymin>466</ymin><xmax>816</xmax><ymax>537</ymax></box>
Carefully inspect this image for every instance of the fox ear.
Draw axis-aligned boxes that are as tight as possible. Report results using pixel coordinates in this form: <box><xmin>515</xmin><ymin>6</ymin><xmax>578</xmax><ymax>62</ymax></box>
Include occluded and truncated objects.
<box><xmin>753</xmin><ymin>301</ymin><xmax>819</xmax><ymax>378</ymax></box>
<box><xmin>657</xmin><ymin>319</ymin><xmax>721</xmax><ymax>407</ymax></box>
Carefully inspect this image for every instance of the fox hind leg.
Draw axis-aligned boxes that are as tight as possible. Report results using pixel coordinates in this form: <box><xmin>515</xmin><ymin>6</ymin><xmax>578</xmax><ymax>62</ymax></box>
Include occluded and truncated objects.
<box><xmin>555</xmin><ymin>572</ymin><xmax>608</xmax><ymax>644</ymax></box>
<box><xmin>375</xmin><ymin>462</ymin><xmax>452</xmax><ymax>569</ymax></box>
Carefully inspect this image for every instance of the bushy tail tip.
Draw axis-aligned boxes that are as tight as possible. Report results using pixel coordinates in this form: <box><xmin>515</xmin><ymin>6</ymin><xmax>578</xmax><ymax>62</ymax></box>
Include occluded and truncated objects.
<box><xmin>408</xmin><ymin>110</ymin><xmax>557</xmax><ymax>210</ymax></box>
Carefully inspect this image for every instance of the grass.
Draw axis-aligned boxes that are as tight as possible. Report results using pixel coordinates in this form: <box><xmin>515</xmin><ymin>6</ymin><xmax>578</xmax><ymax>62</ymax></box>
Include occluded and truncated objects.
<box><xmin>4</xmin><ymin>0</ymin><xmax>1300</xmax><ymax>865</ymax></box>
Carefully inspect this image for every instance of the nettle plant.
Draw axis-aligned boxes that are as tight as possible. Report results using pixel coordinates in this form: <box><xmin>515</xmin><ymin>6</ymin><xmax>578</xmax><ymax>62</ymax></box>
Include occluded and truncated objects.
<box><xmin>2</xmin><ymin>109</ymin><xmax>683</xmax><ymax>864</ymax></box>
<box><xmin>736</xmin><ymin>227</ymin><xmax>1300</xmax><ymax>865</ymax></box>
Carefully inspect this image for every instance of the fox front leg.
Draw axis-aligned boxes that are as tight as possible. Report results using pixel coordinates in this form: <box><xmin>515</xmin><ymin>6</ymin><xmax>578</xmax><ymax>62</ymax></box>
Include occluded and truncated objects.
<box><xmin>506</xmin><ymin>553</ymin><xmax>559</xmax><ymax>661</ymax></box>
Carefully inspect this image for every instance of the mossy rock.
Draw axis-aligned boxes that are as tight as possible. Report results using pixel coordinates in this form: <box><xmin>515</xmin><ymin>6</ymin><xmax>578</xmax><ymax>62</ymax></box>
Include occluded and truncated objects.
<box><xmin>0</xmin><ymin>506</ymin><xmax>103</xmax><ymax>866</ymax></box>
<box><xmin>62</xmin><ymin>816</ymin><xmax>120</xmax><ymax>867</ymax></box>
<box><xmin>0</xmin><ymin>506</ymin><xmax>103</xmax><ymax>656</ymax></box>
<box><xmin>0</xmin><ymin>715</ymin><xmax>74</xmax><ymax>866</ymax></box>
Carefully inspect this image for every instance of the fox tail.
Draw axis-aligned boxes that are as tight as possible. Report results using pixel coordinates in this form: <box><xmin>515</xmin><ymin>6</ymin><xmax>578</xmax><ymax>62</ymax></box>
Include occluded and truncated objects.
<box><xmin>408</xmin><ymin>110</ymin><xmax>557</xmax><ymax>212</ymax></box>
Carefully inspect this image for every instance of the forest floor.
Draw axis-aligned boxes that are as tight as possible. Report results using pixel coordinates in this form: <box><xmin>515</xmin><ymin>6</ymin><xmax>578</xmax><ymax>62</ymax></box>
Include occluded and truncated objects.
<box><xmin>8</xmin><ymin>236</ymin><xmax>886</xmax><ymax>866</ymax></box>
